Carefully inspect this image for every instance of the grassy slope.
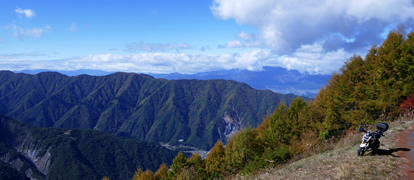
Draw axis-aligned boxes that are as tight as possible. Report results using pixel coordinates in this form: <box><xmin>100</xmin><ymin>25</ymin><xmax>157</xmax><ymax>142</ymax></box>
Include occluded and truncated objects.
<box><xmin>241</xmin><ymin>116</ymin><xmax>414</xmax><ymax>180</ymax></box>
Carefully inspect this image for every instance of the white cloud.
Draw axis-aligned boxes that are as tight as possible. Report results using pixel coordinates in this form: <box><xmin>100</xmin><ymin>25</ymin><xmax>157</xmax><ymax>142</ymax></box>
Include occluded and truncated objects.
<box><xmin>15</xmin><ymin>7</ymin><xmax>36</xmax><ymax>18</ymax></box>
<box><xmin>1</xmin><ymin>50</ymin><xmax>275</xmax><ymax>74</ymax></box>
<box><xmin>5</xmin><ymin>23</ymin><xmax>49</xmax><ymax>40</ymax></box>
<box><xmin>125</xmin><ymin>42</ymin><xmax>192</xmax><ymax>52</ymax></box>
<box><xmin>220</xmin><ymin>40</ymin><xmax>243</xmax><ymax>48</ymax></box>
<box><xmin>210</xmin><ymin>0</ymin><xmax>414</xmax><ymax>74</ymax></box>
<box><xmin>237</xmin><ymin>31</ymin><xmax>250</xmax><ymax>40</ymax></box>
<box><xmin>211</xmin><ymin>0</ymin><xmax>414</xmax><ymax>53</ymax></box>
<box><xmin>71</xmin><ymin>50</ymin><xmax>271</xmax><ymax>73</ymax></box>
<box><xmin>219</xmin><ymin>38</ymin><xmax>263</xmax><ymax>49</ymax></box>
<box><xmin>0</xmin><ymin>46</ymin><xmax>353</xmax><ymax>75</ymax></box>
<box><xmin>275</xmin><ymin>42</ymin><xmax>353</xmax><ymax>74</ymax></box>
<box><xmin>344</xmin><ymin>0</ymin><xmax>414</xmax><ymax>22</ymax></box>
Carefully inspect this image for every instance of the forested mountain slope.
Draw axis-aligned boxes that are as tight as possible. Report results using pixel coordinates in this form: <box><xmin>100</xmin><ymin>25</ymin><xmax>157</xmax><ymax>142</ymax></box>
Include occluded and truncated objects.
<box><xmin>0</xmin><ymin>115</ymin><xmax>179</xmax><ymax>180</ymax></box>
<box><xmin>0</xmin><ymin>71</ymin><xmax>298</xmax><ymax>149</ymax></box>
<box><xmin>134</xmin><ymin>30</ymin><xmax>414</xmax><ymax>180</ymax></box>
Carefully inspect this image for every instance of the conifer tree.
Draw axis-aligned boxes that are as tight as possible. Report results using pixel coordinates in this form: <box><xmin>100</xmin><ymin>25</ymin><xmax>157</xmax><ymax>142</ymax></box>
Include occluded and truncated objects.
<box><xmin>168</xmin><ymin>151</ymin><xmax>187</xmax><ymax>178</ymax></box>
<box><xmin>154</xmin><ymin>163</ymin><xmax>168</xmax><ymax>180</ymax></box>
<box><xmin>205</xmin><ymin>140</ymin><xmax>225</xmax><ymax>174</ymax></box>
<box><xmin>224</xmin><ymin>128</ymin><xmax>262</xmax><ymax>173</ymax></box>
<box><xmin>187</xmin><ymin>153</ymin><xmax>204</xmax><ymax>171</ymax></box>
<box><xmin>132</xmin><ymin>169</ymin><xmax>143</xmax><ymax>180</ymax></box>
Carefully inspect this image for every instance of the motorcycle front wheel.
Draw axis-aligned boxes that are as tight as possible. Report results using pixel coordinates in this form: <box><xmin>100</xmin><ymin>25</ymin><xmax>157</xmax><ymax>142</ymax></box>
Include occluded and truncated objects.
<box><xmin>357</xmin><ymin>147</ymin><xmax>365</xmax><ymax>156</ymax></box>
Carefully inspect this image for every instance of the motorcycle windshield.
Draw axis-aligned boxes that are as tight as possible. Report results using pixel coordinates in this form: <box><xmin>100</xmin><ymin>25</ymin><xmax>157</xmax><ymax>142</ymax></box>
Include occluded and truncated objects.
<box><xmin>363</xmin><ymin>134</ymin><xmax>370</xmax><ymax>142</ymax></box>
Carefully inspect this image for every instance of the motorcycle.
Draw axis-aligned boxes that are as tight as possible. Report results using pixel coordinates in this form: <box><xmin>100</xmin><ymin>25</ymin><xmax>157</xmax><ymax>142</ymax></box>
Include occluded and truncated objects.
<box><xmin>357</xmin><ymin>122</ymin><xmax>388</xmax><ymax>156</ymax></box>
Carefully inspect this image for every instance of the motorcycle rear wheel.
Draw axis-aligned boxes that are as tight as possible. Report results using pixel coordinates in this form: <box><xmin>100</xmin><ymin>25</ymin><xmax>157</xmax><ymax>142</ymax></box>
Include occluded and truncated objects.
<box><xmin>358</xmin><ymin>147</ymin><xmax>365</xmax><ymax>156</ymax></box>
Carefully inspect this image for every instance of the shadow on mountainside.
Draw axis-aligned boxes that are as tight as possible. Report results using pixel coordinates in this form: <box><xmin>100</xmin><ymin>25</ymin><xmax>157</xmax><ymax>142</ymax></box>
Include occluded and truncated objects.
<box><xmin>375</xmin><ymin>148</ymin><xmax>410</xmax><ymax>157</ymax></box>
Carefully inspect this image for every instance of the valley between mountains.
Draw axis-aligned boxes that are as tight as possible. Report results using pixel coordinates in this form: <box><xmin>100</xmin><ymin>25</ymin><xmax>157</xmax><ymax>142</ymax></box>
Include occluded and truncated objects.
<box><xmin>0</xmin><ymin>71</ymin><xmax>298</xmax><ymax>150</ymax></box>
<box><xmin>0</xmin><ymin>71</ymin><xmax>300</xmax><ymax>179</ymax></box>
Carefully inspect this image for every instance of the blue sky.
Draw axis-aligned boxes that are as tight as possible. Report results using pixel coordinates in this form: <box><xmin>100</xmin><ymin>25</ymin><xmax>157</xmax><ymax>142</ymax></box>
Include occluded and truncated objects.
<box><xmin>1</xmin><ymin>0</ymin><xmax>414</xmax><ymax>74</ymax></box>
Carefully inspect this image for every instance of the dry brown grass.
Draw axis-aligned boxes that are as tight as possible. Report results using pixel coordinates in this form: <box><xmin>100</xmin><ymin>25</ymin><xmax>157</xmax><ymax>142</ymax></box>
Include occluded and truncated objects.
<box><xmin>236</xmin><ymin>117</ymin><xmax>414</xmax><ymax>180</ymax></box>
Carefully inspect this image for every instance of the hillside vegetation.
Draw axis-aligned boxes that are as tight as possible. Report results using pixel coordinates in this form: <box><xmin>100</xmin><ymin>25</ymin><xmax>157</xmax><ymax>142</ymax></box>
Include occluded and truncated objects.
<box><xmin>130</xmin><ymin>29</ymin><xmax>414</xmax><ymax>179</ymax></box>
<box><xmin>0</xmin><ymin>115</ymin><xmax>180</xmax><ymax>180</ymax></box>
<box><xmin>0</xmin><ymin>71</ymin><xmax>298</xmax><ymax>150</ymax></box>
<box><xmin>252</xmin><ymin>115</ymin><xmax>414</xmax><ymax>179</ymax></box>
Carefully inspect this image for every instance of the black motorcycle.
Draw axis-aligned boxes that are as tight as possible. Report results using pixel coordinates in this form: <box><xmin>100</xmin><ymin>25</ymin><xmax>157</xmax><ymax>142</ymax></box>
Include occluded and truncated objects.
<box><xmin>357</xmin><ymin>122</ymin><xmax>388</xmax><ymax>156</ymax></box>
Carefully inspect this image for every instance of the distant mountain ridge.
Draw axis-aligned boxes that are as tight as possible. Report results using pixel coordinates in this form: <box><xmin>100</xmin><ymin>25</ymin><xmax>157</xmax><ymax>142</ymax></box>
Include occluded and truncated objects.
<box><xmin>0</xmin><ymin>71</ymin><xmax>299</xmax><ymax>150</ymax></box>
<box><xmin>15</xmin><ymin>66</ymin><xmax>330</xmax><ymax>97</ymax></box>
<box><xmin>0</xmin><ymin>115</ymin><xmax>179</xmax><ymax>180</ymax></box>
<box><xmin>150</xmin><ymin>67</ymin><xmax>330</xmax><ymax>98</ymax></box>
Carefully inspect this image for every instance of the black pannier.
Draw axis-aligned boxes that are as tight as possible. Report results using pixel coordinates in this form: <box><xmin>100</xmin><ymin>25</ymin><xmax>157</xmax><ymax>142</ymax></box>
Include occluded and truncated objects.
<box><xmin>376</xmin><ymin>122</ymin><xmax>389</xmax><ymax>132</ymax></box>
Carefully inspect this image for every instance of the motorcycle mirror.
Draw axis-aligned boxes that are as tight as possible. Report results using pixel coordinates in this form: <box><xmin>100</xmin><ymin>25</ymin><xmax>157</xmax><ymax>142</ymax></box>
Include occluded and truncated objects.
<box><xmin>359</xmin><ymin>124</ymin><xmax>366</xmax><ymax>133</ymax></box>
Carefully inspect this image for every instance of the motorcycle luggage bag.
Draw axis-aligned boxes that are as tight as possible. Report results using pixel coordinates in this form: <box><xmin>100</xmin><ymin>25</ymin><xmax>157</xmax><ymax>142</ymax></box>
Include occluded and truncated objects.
<box><xmin>376</xmin><ymin>122</ymin><xmax>389</xmax><ymax>132</ymax></box>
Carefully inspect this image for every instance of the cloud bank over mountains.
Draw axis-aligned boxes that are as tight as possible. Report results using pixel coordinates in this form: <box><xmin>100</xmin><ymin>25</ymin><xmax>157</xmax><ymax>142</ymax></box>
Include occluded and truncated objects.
<box><xmin>2</xmin><ymin>50</ymin><xmax>272</xmax><ymax>74</ymax></box>
<box><xmin>2</xmin><ymin>47</ymin><xmax>349</xmax><ymax>75</ymax></box>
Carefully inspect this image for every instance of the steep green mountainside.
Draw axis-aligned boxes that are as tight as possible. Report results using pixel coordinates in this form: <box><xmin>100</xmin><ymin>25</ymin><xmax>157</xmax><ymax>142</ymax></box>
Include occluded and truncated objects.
<box><xmin>0</xmin><ymin>71</ymin><xmax>298</xmax><ymax>149</ymax></box>
<box><xmin>0</xmin><ymin>115</ymin><xmax>179</xmax><ymax>180</ymax></box>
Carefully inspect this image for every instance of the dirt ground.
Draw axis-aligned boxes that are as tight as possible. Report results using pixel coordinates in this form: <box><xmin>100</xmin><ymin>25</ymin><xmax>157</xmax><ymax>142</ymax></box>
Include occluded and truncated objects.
<box><xmin>397</xmin><ymin>121</ymin><xmax>414</xmax><ymax>179</ymax></box>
